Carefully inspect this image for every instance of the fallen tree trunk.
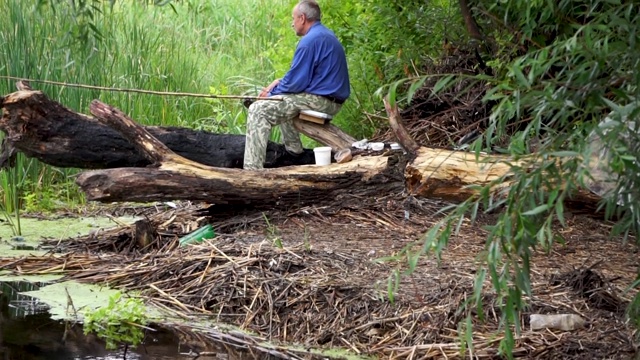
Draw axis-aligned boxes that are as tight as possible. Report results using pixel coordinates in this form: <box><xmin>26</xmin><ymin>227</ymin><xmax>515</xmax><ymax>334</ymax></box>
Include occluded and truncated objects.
<box><xmin>0</xmin><ymin>87</ymin><xmax>601</xmax><ymax>208</ymax></box>
<box><xmin>78</xmin><ymin>99</ymin><xmax>405</xmax><ymax>205</ymax></box>
<box><xmin>0</xmin><ymin>90</ymin><xmax>315</xmax><ymax>169</ymax></box>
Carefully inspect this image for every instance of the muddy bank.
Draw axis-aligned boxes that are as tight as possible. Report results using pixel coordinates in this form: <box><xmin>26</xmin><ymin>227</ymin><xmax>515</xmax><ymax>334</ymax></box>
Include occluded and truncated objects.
<box><xmin>0</xmin><ymin>199</ymin><xmax>637</xmax><ymax>359</ymax></box>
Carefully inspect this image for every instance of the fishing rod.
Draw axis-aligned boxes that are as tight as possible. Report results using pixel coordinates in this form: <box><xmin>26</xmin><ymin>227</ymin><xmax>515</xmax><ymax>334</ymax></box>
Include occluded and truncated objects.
<box><xmin>0</xmin><ymin>76</ymin><xmax>280</xmax><ymax>102</ymax></box>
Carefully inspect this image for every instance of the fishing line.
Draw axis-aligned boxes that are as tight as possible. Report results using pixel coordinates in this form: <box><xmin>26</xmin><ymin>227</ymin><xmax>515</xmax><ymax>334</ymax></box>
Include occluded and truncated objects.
<box><xmin>0</xmin><ymin>76</ymin><xmax>280</xmax><ymax>101</ymax></box>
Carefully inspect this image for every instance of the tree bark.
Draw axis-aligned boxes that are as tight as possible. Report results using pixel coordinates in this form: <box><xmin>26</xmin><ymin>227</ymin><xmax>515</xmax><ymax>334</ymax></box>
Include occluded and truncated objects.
<box><xmin>459</xmin><ymin>0</ymin><xmax>483</xmax><ymax>40</ymax></box>
<box><xmin>292</xmin><ymin>120</ymin><xmax>356</xmax><ymax>150</ymax></box>
<box><xmin>0</xmin><ymin>87</ymin><xmax>601</xmax><ymax>210</ymax></box>
<box><xmin>0</xmin><ymin>90</ymin><xmax>315</xmax><ymax>169</ymax></box>
<box><xmin>384</xmin><ymin>96</ymin><xmax>420</xmax><ymax>155</ymax></box>
<box><xmin>76</xmin><ymin>99</ymin><xmax>404</xmax><ymax>205</ymax></box>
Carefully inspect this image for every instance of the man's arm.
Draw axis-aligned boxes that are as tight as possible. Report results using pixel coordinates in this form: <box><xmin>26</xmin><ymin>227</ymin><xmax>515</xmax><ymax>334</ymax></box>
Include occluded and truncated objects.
<box><xmin>269</xmin><ymin>46</ymin><xmax>314</xmax><ymax>96</ymax></box>
<box><xmin>260</xmin><ymin>79</ymin><xmax>280</xmax><ymax>98</ymax></box>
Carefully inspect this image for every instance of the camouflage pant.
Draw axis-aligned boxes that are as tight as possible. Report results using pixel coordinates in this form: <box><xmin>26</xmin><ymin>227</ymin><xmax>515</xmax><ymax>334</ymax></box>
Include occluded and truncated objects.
<box><xmin>243</xmin><ymin>93</ymin><xmax>342</xmax><ymax>170</ymax></box>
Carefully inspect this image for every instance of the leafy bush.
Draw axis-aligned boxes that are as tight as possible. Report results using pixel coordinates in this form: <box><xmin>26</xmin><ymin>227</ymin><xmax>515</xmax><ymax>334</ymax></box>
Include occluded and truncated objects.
<box><xmin>387</xmin><ymin>0</ymin><xmax>640</xmax><ymax>356</ymax></box>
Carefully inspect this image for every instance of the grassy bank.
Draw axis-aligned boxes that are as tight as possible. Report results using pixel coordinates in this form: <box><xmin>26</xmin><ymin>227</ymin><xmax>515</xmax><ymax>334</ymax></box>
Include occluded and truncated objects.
<box><xmin>0</xmin><ymin>0</ymin><xmax>299</xmax><ymax>212</ymax></box>
<box><xmin>0</xmin><ymin>0</ymin><xmax>299</xmax><ymax>131</ymax></box>
<box><xmin>0</xmin><ymin>0</ymin><xmax>454</xmax><ymax>215</ymax></box>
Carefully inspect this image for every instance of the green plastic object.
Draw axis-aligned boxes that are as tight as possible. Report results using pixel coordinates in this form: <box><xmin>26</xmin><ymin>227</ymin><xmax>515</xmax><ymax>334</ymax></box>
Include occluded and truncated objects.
<box><xmin>178</xmin><ymin>224</ymin><xmax>215</xmax><ymax>247</ymax></box>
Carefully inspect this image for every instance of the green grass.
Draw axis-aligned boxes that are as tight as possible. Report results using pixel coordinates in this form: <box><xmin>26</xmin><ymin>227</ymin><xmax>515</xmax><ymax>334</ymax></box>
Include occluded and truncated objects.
<box><xmin>0</xmin><ymin>0</ymin><xmax>300</xmax><ymax>130</ymax></box>
<box><xmin>0</xmin><ymin>0</ymin><xmax>455</xmax><ymax>214</ymax></box>
<box><xmin>0</xmin><ymin>0</ymin><xmax>300</xmax><ymax>212</ymax></box>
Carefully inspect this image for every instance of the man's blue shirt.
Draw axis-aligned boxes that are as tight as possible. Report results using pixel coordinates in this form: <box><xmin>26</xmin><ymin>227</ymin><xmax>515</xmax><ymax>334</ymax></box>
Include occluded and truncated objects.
<box><xmin>269</xmin><ymin>22</ymin><xmax>350</xmax><ymax>101</ymax></box>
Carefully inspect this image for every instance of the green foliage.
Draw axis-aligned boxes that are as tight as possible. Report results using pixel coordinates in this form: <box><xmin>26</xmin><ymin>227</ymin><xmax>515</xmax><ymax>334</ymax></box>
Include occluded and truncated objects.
<box><xmin>0</xmin><ymin>167</ymin><xmax>22</xmax><ymax>236</ymax></box>
<box><xmin>263</xmin><ymin>213</ymin><xmax>283</xmax><ymax>248</ymax></box>
<box><xmin>321</xmin><ymin>0</ymin><xmax>461</xmax><ymax>137</ymax></box>
<box><xmin>83</xmin><ymin>292</ymin><xmax>148</xmax><ymax>351</ymax></box>
<box><xmin>0</xmin><ymin>153</ymin><xmax>53</xmax><ymax>235</ymax></box>
<box><xmin>628</xmin><ymin>275</ymin><xmax>640</xmax><ymax>330</ymax></box>
<box><xmin>1</xmin><ymin>0</ymin><xmax>464</xmax><ymax>199</ymax></box>
<box><xmin>1</xmin><ymin>0</ymin><xmax>280</xmax><ymax>211</ymax></box>
<box><xmin>35</xmin><ymin>0</ymin><xmax>107</xmax><ymax>44</ymax></box>
<box><xmin>22</xmin><ymin>185</ymin><xmax>63</xmax><ymax>213</ymax></box>
<box><xmin>385</xmin><ymin>0</ymin><xmax>640</xmax><ymax>357</ymax></box>
<box><xmin>258</xmin><ymin>0</ymin><xmax>299</xmax><ymax>76</ymax></box>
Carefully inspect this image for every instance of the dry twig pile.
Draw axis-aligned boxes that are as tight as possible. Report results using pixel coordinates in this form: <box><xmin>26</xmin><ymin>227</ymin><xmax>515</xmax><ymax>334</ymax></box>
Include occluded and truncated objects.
<box><xmin>373</xmin><ymin>47</ymin><xmax>492</xmax><ymax>149</ymax></box>
<box><xmin>1</xmin><ymin>199</ymin><xmax>637</xmax><ymax>359</ymax></box>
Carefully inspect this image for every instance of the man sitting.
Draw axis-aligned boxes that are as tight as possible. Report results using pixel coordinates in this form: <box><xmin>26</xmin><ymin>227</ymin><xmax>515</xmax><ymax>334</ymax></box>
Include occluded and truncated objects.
<box><xmin>243</xmin><ymin>0</ymin><xmax>350</xmax><ymax>170</ymax></box>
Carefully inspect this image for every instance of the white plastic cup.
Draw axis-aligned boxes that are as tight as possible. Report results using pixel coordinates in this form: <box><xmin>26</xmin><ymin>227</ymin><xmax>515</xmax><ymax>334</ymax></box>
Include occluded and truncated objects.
<box><xmin>370</xmin><ymin>142</ymin><xmax>384</xmax><ymax>151</ymax></box>
<box><xmin>313</xmin><ymin>147</ymin><xmax>332</xmax><ymax>165</ymax></box>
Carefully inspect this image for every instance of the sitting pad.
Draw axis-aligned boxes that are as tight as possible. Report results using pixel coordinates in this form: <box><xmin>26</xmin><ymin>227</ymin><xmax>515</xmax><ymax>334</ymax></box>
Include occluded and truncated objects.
<box><xmin>298</xmin><ymin>109</ymin><xmax>333</xmax><ymax>124</ymax></box>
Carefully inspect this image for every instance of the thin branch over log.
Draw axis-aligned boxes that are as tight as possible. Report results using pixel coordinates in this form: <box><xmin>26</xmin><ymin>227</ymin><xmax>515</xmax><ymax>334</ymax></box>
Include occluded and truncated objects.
<box><xmin>293</xmin><ymin>120</ymin><xmax>356</xmax><ymax>150</ymax></box>
<box><xmin>459</xmin><ymin>0</ymin><xmax>484</xmax><ymax>40</ymax></box>
<box><xmin>384</xmin><ymin>96</ymin><xmax>420</xmax><ymax>155</ymax></box>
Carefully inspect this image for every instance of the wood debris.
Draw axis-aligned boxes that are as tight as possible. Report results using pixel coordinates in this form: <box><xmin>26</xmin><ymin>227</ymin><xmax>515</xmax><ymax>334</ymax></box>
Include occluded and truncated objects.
<box><xmin>0</xmin><ymin>198</ymin><xmax>637</xmax><ymax>359</ymax></box>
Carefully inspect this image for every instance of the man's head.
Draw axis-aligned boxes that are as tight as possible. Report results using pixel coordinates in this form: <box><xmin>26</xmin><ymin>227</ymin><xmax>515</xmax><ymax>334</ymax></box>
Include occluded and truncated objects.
<box><xmin>291</xmin><ymin>1</ymin><xmax>321</xmax><ymax>36</ymax></box>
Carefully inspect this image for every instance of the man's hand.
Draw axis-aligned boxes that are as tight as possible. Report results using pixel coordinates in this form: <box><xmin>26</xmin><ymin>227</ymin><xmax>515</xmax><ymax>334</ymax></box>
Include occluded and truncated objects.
<box><xmin>259</xmin><ymin>79</ymin><xmax>281</xmax><ymax>98</ymax></box>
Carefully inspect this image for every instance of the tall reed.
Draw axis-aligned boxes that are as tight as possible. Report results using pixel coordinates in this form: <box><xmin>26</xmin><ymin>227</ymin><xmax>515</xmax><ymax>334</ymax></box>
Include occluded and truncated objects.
<box><xmin>1</xmin><ymin>0</ymin><xmax>446</xmax><ymax>213</ymax></box>
<box><xmin>0</xmin><ymin>0</ymin><xmax>298</xmax><ymax>213</ymax></box>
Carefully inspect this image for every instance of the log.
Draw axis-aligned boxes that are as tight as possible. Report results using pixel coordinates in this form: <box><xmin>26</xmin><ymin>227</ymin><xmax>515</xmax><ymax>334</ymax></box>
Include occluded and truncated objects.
<box><xmin>79</xmin><ymin>99</ymin><xmax>600</xmax><ymax>208</ymax></box>
<box><xmin>292</xmin><ymin>119</ymin><xmax>356</xmax><ymax>151</ymax></box>
<box><xmin>0</xmin><ymin>90</ymin><xmax>315</xmax><ymax>169</ymax></box>
<box><xmin>384</xmin><ymin>96</ymin><xmax>420</xmax><ymax>155</ymax></box>
<box><xmin>77</xmin><ymin>99</ymin><xmax>404</xmax><ymax>205</ymax></box>
<box><xmin>0</xmin><ymin>86</ymin><xmax>601</xmax><ymax>209</ymax></box>
<box><xmin>383</xmin><ymin>101</ymin><xmax>602</xmax><ymax>206</ymax></box>
<box><xmin>77</xmin><ymin>155</ymin><xmax>404</xmax><ymax>205</ymax></box>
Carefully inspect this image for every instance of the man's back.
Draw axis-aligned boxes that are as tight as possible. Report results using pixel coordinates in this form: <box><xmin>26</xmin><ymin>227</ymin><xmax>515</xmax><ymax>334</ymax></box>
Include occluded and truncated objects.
<box><xmin>297</xmin><ymin>23</ymin><xmax>350</xmax><ymax>99</ymax></box>
<box><xmin>270</xmin><ymin>22</ymin><xmax>350</xmax><ymax>101</ymax></box>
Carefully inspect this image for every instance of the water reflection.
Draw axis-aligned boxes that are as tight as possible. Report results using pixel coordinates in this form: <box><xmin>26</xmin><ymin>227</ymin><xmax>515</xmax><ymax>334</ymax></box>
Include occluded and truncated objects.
<box><xmin>0</xmin><ymin>281</ymin><xmax>258</xmax><ymax>359</ymax></box>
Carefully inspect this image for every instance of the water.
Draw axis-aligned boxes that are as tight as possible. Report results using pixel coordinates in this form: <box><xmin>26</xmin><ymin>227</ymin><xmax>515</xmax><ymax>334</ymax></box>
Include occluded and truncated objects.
<box><xmin>0</xmin><ymin>281</ymin><xmax>256</xmax><ymax>359</ymax></box>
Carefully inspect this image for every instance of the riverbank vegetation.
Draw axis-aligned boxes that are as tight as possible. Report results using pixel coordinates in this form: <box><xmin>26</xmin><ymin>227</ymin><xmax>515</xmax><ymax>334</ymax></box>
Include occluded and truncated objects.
<box><xmin>1</xmin><ymin>0</ymin><xmax>639</xmax><ymax>358</ymax></box>
<box><xmin>0</xmin><ymin>0</ymin><xmax>456</xmax><ymax>214</ymax></box>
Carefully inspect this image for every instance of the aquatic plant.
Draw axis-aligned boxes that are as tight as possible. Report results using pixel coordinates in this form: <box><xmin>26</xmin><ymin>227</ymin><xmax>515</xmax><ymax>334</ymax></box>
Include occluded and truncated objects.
<box><xmin>83</xmin><ymin>291</ymin><xmax>149</xmax><ymax>354</ymax></box>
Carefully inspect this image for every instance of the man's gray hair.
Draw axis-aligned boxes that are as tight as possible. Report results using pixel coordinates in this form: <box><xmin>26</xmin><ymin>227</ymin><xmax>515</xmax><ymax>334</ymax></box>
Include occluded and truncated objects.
<box><xmin>297</xmin><ymin>1</ymin><xmax>321</xmax><ymax>22</ymax></box>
